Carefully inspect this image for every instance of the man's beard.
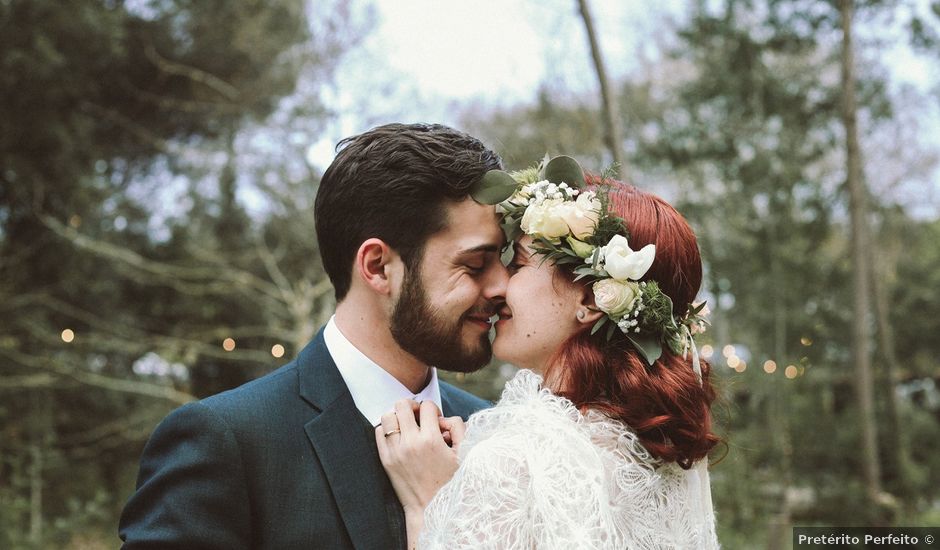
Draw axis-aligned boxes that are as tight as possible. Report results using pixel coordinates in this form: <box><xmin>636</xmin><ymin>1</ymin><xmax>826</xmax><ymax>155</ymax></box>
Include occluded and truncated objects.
<box><xmin>390</xmin><ymin>270</ymin><xmax>493</xmax><ymax>373</ymax></box>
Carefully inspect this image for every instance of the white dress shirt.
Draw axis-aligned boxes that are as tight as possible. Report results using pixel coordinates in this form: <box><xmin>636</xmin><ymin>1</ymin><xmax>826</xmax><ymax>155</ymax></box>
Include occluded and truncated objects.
<box><xmin>323</xmin><ymin>315</ymin><xmax>442</xmax><ymax>426</ymax></box>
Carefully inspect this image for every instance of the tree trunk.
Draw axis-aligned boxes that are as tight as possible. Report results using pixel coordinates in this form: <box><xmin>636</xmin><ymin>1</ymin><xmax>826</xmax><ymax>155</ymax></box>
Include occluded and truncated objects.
<box><xmin>766</xmin><ymin>223</ymin><xmax>793</xmax><ymax>550</ymax></box>
<box><xmin>840</xmin><ymin>0</ymin><xmax>883</xmax><ymax>511</ymax></box>
<box><xmin>576</xmin><ymin>0</ymin><xmax>626</xmax><ymax>179</ymax></box>
<box><xmin>870</xmin><ymin>242</ymin><xmax>911</xmax><ymax>498</ymax></box>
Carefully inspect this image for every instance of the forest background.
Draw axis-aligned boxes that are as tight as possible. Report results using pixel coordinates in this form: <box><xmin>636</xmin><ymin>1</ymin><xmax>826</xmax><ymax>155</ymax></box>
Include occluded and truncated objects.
<box><xmin>2</xmin><ymin>1</ymin><xmax>939</xmax><ymax>548</ymax></box>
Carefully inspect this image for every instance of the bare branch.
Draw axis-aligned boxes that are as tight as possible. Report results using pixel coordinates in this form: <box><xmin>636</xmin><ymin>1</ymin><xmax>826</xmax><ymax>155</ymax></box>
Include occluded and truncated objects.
<box><xmin>39</xmin><ymin>214</ymin><xmax>288</xmax><ymax>306</ymax></box>
<box><xmin>0</xmin><ymin>374</ymin><xmax>59</xmax><ymax>389</ymax></box>
<box><xmin>576</xmin><ymin>0</ymin><xmax>626</xmax><ymax>179</ymax></box>
<box><xmin>255</xmin><ymin>235</ymin><xmax>298</xmax><ymax>306</ymax></box>
<box><xmin>1</xmin><ymin>348</ymin><xmax>196</xmax><ymax>405</ymax></box>
<box><xmin>145</xmin><ymin>44</ymin><xmax>241</xmax><ymax>101</ymax></box>
<box><xmin>79</xmin><ymin>101</ymin><xmax>174</xmax><ymax>154</ymax></box>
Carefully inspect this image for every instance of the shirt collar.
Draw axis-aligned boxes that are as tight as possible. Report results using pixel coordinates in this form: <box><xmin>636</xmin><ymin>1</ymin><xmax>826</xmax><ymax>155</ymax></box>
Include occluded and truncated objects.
<box><xmin>323</xmin><ymin>315</ymin><xmax>442</xmax><ymax>426</ymax></box>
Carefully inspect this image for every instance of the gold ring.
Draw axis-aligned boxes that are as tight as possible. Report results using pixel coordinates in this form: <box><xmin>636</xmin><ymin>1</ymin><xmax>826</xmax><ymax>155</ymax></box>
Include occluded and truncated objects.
<box><xmin>384</xmin><ymin>429</ymin><xmax>401</xmax><ymax>438</ymax></box>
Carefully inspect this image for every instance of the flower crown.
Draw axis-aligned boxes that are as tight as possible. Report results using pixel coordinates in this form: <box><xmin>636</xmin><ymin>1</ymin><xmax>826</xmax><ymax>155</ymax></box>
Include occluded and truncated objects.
<box><xmin>471</xmin><ymin>155</ymin><xmax>708</xmax><ymax>371</ymax></box>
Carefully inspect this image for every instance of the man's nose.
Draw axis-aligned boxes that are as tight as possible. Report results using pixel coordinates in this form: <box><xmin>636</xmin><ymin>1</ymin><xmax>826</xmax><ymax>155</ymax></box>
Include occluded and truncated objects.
<box><xmin>482</xmin><ymin>260</ymin><xmax>509</xmax><ymax>302</ymax></box>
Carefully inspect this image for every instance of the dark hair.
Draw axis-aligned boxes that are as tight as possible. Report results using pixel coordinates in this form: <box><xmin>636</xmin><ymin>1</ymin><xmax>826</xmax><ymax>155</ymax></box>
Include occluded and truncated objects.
<box><xmin>315</xmin><ymin>123</ymin><xmax>502</xmax><ymax>300</ymax></box>
<box><xmin>549</xmin><ymin>179</ymin><xmax>719</xmax><ymax>469</ymax></box>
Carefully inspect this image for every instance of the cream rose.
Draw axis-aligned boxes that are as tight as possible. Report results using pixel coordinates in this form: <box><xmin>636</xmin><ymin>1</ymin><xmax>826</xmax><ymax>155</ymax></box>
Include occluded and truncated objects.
<box><xmin>521</xmin><ymin>198</ymin><xmax>569</xmax><ymax>240</ymax></box>
<box><xmin>559</xmin><ymin>192</ymin><xmax>601</xmax><ymax>240</ymax></box>
<box><xmin>592</xmin><ymin>279</ymin><xmax>640</xmax><ymax>317</ymax></box>
<box><xmin>601</xmin><ymin>234</ymin><xmax>655</xmax><ymax>281</ymax></box>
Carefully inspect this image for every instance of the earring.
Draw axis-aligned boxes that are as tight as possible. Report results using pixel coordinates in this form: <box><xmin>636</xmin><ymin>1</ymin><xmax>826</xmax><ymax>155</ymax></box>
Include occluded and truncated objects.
<box><xmin>576</xmin><ymin>310</ymin><xmax>586</xmax><ymax>320</ymax></box>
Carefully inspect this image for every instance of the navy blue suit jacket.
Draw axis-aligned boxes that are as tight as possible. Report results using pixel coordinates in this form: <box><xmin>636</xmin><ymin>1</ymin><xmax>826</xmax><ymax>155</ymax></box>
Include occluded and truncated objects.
<box><xmin>119</xmin><ymin>328</ymin><xmax>490</xmax><ymax>549</ymax></box>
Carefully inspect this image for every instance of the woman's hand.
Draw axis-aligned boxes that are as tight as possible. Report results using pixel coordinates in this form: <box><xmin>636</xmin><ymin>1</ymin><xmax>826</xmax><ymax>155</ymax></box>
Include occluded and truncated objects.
<box><xmin>375</xmin><ymin>399</ymin><xmax>466</xmax><ymax>509</ymax></box>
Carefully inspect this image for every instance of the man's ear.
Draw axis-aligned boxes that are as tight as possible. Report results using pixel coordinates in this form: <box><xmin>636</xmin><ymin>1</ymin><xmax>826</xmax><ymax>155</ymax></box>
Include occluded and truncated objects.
<box><xmin>577</xmin><ymin>284</ymin><xmax>605</xmax><ymax>326</ymax></box>
<box><xmin>354</xmin><ymin>238</ymin><xmax>401</xmax><ymax>296</ymax></box>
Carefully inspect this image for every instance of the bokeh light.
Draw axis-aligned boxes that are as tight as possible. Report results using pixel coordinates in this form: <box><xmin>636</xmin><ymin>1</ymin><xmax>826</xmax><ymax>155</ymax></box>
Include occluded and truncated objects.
<box><xmin>700</xmin><ymin>344</ymin><xmax>714</xmax><ymax>359</ymax></box>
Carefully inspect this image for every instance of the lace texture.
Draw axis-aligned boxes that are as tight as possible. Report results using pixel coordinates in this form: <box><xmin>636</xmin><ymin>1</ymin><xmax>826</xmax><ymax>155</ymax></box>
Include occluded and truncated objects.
<box><xmin>420</xmin><ymin>370</ymin><xmax>719</xmax><ymax>550</ymax></box>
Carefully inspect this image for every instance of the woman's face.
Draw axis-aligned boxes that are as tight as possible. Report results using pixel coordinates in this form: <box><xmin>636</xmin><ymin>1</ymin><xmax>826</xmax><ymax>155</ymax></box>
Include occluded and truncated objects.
<box><xmin>493</xmin><ymin>236</ymin><xmax>586</xmax><ymax>373</ymax></box>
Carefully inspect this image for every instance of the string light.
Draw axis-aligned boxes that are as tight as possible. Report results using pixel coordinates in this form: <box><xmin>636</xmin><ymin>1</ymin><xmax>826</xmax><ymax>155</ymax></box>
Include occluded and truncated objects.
<box><xmin>763</xmin><ymin>360</ymin><xmax>777</xmax><ymax>374</ymax></box>
<box><xmin>722</xmin><ymin>344</ymin><xmax>736</xmax><ymax>358</ymax></box>
<box><xmin>735</xmin><ymin>361</ymin><xmax>747</xmax><ymax>372</ymax></box>
<box><xmin>61</xmin><ymin>329</ymin><xmax>75</xmax><ymax>343</ymax></box>
<box><xmin>222</xmin><ymin>338</ymin><xmax>236</xmax><ymax>351</ymax></box>
<box><xmin>271</xmin><ymin>344</ymin><xmax>285</xmax><ymax>358</ymax></box>
<box><xmin>800</xmin><ymin>337</ymin><xmax>813</xmax><ymax>346</ymax></box>
<box><xmin>785</xmin><ymin>365</ymin><xmax>798</xmax><ymax>379</ymax></box>
<box><xmin>727</xmin><ymin>355</ymin><xmax>741</xmax><ymax>369</ymax></box>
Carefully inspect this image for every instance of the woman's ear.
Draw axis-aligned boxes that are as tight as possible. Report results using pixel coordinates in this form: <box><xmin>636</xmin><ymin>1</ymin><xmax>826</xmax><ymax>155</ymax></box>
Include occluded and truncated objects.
<box><xmin>354</xmin><ymin>238</ymin><xmax>401</xmax><ymax>296</ymax></box>
<box><xmin>576</xmin><ymin>284</ymin><xmax>605</xmax><ymax>325</ymax></box>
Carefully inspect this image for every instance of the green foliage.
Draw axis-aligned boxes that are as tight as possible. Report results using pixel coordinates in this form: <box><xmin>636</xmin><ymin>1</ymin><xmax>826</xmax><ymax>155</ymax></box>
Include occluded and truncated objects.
<box><xmin>0</xmin><ymin>0</ymin><xmax>369</xmax><ymax>545</ymax></box>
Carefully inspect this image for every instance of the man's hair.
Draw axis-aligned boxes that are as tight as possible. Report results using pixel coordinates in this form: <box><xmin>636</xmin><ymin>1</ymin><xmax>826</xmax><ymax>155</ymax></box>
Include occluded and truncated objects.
<box><xmin>315</xmin><ymin>123</ymin><xmax>502</xmax><ymax>300</ymax></box>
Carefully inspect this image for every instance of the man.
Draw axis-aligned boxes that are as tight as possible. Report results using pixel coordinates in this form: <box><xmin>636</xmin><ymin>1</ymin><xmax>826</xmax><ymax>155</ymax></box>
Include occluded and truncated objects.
<box><xmin>119</xmin><ymin>123</ymin><xmax>509</xmax><ymax>549</ymax></box>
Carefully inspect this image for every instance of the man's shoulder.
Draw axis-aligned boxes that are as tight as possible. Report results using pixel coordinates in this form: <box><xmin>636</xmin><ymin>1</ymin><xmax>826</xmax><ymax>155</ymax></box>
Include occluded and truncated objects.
<box><xmin>201</xmin><ymin>360</ymin><xmax>299</xmax><ymax>411</ymax></box>
<box><xmin>439</xmin><ymin>380</ymin><xmax>491</xmax><ymax>418</ymax></box>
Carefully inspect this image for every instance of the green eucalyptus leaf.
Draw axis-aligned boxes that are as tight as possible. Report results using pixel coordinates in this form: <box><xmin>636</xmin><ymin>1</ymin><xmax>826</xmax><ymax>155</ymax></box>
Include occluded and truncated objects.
<box><xmin>501</xmin><ymin>219</ymin><xmax>522</xmax><ymax>242</ymax></box>
<box><xmin>471</xmin><ymin>170</ymin><xmax>518</xmax><ymax>205</ymax></box>
<box><xmin>500</xmin><ymin>245</ymin><xmax>515</xmax><ymax>266</ymax></box>
<box><xmin>590</xmin><ymin>248</ymin><xmax>601</xmax><ymax>269</ymax></box>
<box><xmin>540</xmin><ymin>155</ymin><xmax>586</xmax><ymax>188</ymax></box>
<box><xmin>627</xmin><ymin>334</ymin><xmax>663</xmax><ymax>366</ymax></box>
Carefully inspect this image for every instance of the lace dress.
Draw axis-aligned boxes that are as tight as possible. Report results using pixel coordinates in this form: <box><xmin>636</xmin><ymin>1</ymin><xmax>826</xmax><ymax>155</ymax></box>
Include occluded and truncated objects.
<box><xmin>419</xmin><ymin>370</ymin><xmax>719</xmax><ymax>550</ymax></box>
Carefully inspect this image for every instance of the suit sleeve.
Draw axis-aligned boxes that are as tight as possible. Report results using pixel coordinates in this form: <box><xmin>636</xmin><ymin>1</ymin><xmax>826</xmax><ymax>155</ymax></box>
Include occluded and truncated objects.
<box><xmin>119</xmin><ymin>401</ymin><xmax>252</xmax><ymax>549</ymax></box>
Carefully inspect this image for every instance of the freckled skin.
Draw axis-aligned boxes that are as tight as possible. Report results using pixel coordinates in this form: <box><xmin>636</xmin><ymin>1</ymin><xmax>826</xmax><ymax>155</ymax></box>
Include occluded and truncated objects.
<box><xmin>494</xmin><ymin>236</ymin><xmax>584</xmax><ymax>374</ymax></box>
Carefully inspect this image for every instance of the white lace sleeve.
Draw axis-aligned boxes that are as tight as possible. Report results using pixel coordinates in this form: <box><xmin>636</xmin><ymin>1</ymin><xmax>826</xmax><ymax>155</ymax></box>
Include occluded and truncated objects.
<box><xmin>418</xmin><ymin>372</ymin><xmax>620</xmax><ymax>550</ymax></box>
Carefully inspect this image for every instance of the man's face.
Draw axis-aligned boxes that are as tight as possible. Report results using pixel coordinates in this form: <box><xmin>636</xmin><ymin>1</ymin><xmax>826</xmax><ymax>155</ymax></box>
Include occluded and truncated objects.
<box><xmin>390</xmin><ymin>199</ymin><xmax>509</xmax><ymax>372</ymax></box>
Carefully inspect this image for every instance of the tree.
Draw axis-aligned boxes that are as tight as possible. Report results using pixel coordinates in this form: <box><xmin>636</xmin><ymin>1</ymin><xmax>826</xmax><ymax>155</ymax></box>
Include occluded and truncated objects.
<box><xmin>0</xmin><ymin>1</ymin><xmax>368</xmax><ymax>545</ymax></box>
<box><xmin>839</xmin><ymin>0</ymin><xmax>882</xmax><ymax>512</ymax></box>
<box><xmin>576</xmin><ymin>0</ymin><xmax>626</xmax><ymax>178</ymax></box>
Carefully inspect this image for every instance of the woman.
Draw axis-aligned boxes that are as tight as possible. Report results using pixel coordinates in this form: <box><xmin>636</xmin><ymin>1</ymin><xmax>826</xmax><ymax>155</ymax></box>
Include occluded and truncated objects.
<box><xmin>375</xmin><ymin>156</ymin><xmax>721</xmax><ymax>549</ymax></box>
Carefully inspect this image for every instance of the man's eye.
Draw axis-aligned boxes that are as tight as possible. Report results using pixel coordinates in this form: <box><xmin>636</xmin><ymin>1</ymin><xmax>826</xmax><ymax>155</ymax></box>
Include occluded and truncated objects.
<box><xmin>465</xmin><ymin>264</ymin><xmax>484</xmax><ymax>274</ymax></box>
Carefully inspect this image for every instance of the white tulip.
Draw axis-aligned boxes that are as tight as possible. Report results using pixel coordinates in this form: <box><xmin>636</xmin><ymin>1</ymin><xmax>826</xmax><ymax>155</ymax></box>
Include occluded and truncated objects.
<box><xmin>601</xmin><ymin>234</ymin><xmax>655</xmax><ymax>281</ymax></box>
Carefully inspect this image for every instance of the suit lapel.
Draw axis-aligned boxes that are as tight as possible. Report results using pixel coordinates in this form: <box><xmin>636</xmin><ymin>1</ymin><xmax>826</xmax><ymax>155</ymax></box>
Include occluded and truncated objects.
<box><xmin>298</xmin><ymin>331</ymin><xmax>404</xmax><ymax>550</ymax></box>
<box><xmin>440</xmin><ymin>385</ymin><xmax>458</xmax><ymax>418</ymax></box>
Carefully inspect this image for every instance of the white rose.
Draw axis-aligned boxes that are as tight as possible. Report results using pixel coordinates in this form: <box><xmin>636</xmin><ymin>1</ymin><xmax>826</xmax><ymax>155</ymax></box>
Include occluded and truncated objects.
<box><xmin>559</xmin><ymin>192</ymin><xmax>601</xmax><ymax>240</ymax></box>
<box><xmin>520</xmin><ymin>198</ymin><xmax>569</xmax><ymax>240</ymax></box>
<box><xmin>592</xmin><ymin>279</ymin><xmax>640</xmax><ymax>317</ymax></box>
<box><xmin>601</xmin><ymin>234</ymin><xmax>655</xmax><ymax>281</ymax></box>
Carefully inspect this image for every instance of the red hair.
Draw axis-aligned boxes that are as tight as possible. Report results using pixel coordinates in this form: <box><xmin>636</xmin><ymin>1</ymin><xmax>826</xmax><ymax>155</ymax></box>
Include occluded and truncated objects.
<box><xmin>547</xmin><ymin>178</ymin><xmax>719</xmax><ymax>469</ymax></box>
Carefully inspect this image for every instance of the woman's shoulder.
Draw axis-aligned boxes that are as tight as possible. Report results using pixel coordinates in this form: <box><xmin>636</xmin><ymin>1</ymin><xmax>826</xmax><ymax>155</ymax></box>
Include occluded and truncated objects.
<box><xmin>466</xmin><ymin>370</ymin><xmax>580</xmax><ymax>434</ymax></box>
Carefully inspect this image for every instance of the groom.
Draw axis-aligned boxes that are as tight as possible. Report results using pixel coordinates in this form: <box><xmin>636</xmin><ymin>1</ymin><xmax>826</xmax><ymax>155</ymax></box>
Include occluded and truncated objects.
<box><xmin>118</xmin><ymin>123</ymin><xmax>510</xmax><ymax>549</ymax></box>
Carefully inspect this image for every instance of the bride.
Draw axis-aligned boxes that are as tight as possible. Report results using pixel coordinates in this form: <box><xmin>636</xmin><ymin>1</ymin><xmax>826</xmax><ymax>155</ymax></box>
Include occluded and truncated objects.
<box><xmin>374</xmin><ymin>156</ymin><xmax>721</xmax><ymax>549</ymax></box>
